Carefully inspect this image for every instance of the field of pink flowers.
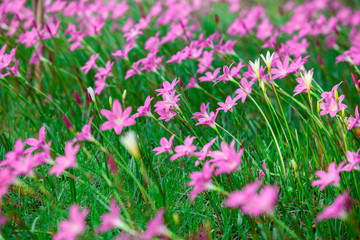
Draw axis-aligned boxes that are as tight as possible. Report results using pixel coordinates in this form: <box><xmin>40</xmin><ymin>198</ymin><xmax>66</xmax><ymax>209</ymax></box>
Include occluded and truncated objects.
<box><xmin>1</xmin><ymin>0</ymin><xmax>360</xmax><ymax>239</ymax></box>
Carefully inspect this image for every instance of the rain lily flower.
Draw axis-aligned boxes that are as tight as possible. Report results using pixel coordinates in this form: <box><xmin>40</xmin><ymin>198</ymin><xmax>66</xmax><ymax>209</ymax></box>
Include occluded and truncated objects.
<box><xmin>342</xmin><ymin>149</ymin><xmax>360</xmax><ymax>172</ymax></box>
<box><xmin>192</xmin><ymin>103</ymin><xmax>218</xmax><ymax>128</ymax></box>
<box><xmin>170</xmin><ymin>136</ymin><xmax>197</xmax><ymax>161</ymax></box>
<box><xmin>210</xmin><ymin>140</ymin><xmax>244</xmax><ymax>175</ymax></box>
<box><xmin>249</xmin><ymin>59</ymin><xmax>260</xmax><ymax>80</ymax></box>
<box><xmin>76</xmin><ymin>117</ymin><xmax>95</xmax><ymax>142</ymax></box>
<box><xmin>226</xmin><ymin>181</ymin><xmax>279</xmax><ymax>217</ymax></box>
<box><xmin>260</xmin><ymin>51</ymin><xmax>275</xmax><ymax>70</ymax></box>
<box><xmin>311</xmin><ymin>161</ymin><xmax>345</xmax><ymax>191</ymax></box>
<box><xmin>153</xmin><ymin>135</ymin><xmax>175</xmax><ymax>156</ymax></box>
<box><xmin>96</xmin><ymin>61</ymin><xmax>114</xmax><ymax>78</ymax></box>
<box><xmin>234</xmin><ymin>78</ymin><xmax>254</xmax><ymax>103</ymax></box>
<box><xmin>0</xmin><ymin>168</ymin><xmax>16</xmax><ymax>200</ymax></box>
<box><xmin>54</xmin><ymin>204</ymin><xmax>88</xmax><ymax>240</ymax></box>
<box><xmin>347</xmin><ymin>106</ymin><xmax>360</xmax><ymax>130</ymax></box>
<box><xmin>94</xmin><ymin>75</ymin><xmax>107</xmax><ymax>95</ymax></box>
<box><xmin>194</xmin><ymin>137</ymin><xmax>217</xmax><ymax>163</ymax></box>
<box><xmin>319</xmin><ymin>84</ymin><xmax>348</xmax><ymax>117</ymax></box>
<box><xmin>49</xmin><ymin>141</ymin><xmax>80</xmax><ymax>177</ymax></box>
<box><xmin>100</xmin><ymin>99</ymin><xmax>136</xmax><ymax>135</ymax></box>
<box><xmin>316</xmin><ymin>192</ymin><xmax>352</xmax><ymax>221</ymax></box>
<box><xmin>120</xmin><ymin>131</ymin><xmax>140</xmax><ymax>160</ymax></box>
<box><xmin>217</xmin><ymin>96</ymin><xmax>238</xmax><ymax>112</ymax></box>
<box><xmin>293</xmin><ymin>68</ymin><xmax>314</xmax><ymax>96</ymax></box>
<box><xmin>25</xmin><ymin>126</ymin><xmax>48</xmax><ymax>153</ymax></box>
<box><xmin>133</xmin><ymin>96</ymin><xmax>154</xmax><ymax>118</ymax></box>
<box><xmin>271</xmin><ymin>56</ymin><xmax>297</xmax><ymax>79</ymax></box>
<box><xmin>142</xmin><ymin>209</ymin><xmax>169</xmax><ymax>240</ymax></box>
<box><xmin>188</xmin><ymin>161</ymin><xmax>214</xmax><ymax>202</ymax></box>
<box><xmin>258</xmin><ymin>160</ymin><xmax>267</xmax><ymax>179</ymax></box>
<box><xmin>96</xmin><ymin>199</ymin><xmax>124</xmax><ymax>234</ymax></box>
<box><xmin>80</xmin><ymin>53</ymin><xmax>99</xmax><ymax>74</ymax></box>
<box><xmin>199</xmin><ymin>68</ymin><xmax>220</xmax><ymax>82</ymax></box>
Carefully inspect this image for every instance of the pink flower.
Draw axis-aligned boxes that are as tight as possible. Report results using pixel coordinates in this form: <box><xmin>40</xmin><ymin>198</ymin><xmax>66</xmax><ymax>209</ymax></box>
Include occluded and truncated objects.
<box><xmin>217</xmin><ymin>96</ymin><xmax>238</xmax><ymax>112</ymax></box>
<box><xmin>192</xmin><ymin>103</ymin><xmax>218</xmax><ymax>128</ymax></box>
<box><xmin>347</xmin><ymin>106</ymin><xmax>360</xmax><ymax>130</ymax></box>
<box><xmin>194</xmin><ymin>137</ymin><xmax>217</xmax><ymax>162</ymax></box>
<box><xmin>49</xmin><ymin>141</ymin><xmax>80</xmax><ymax>177</ymax></box>
<box><xmin>96</xmin><ymin>61</ymin><xmax>114</xmax><ymax>78</ymax></box>
<box><xmin>226</xmin><ymin>182</ymin><xmax>279</xmax><ymax>217</ymax></box>
<box><xmin>170</xmin><ymin>136</ymin><xmax>197</xmax><ymax>161</ymax></box>
<box><xmin>342</xmin><ymin>150</ymin><xmax>360</xmax><ymax>172</ymax></box>
<box><xmin>96</xmin><ymin>199</ymin><xmax>124</xmax><ymax>234</ymax></box>
<box><xmin>227</xmin><ymin>181</ymin><xmax>261</xmax><ymax>208</ymax></box>
<box><xmin>0</xmin><ymin>168</ymin><xmax>16</xmax><ymax>200</ymax></box>
<box><xmin>153</xmin><ymin>135</ymin><xmax>175</xmax><ymax>156</ymax></box>
<box><xmin>188</xmin><ymin>161</ymin><xmax>214</xmax><ymax>202</ymax></box>
<box><xmin>316</xmin><ymin>192</ymin><xmax>352</xmax><ymax>222</ymax></box>
<box><xmin>80</xmin><ymin>53</ymin><xmax>99</xmax><ymax>74</ymax></box>
<box><xmin>215</xmin><ymin>62</ymin><xmax>244</xmax><ymax>84</ymax></box>
<box><xmin>234</xmin><ymin>78</ymin><xmax>254</xmax><ymax>103</ymax></box>
<box><xmin>258</xmin><ymin>160</ymin><xmax>267</xmax><ymax>179</ymax></box>
<box><xmin>76</xmin><ymin>117</ymin><xmax>95</xmax><ymax>142</ymax></box>
<box><xmin>54</xmin><ymin>204</ymin><xmax>88</xmax><ymax>240</ymax></box>
<box><xmin>133</xmin><ymin>96</ymin><xmax>154</xmax><ymax>118</ymax></box>
<box><xmin>271</xmin><ymin>56</ymin><xmax>297</xmax><ymax>80</ymax></box>
<box><xmin>100</xmin><ymin>100</ymin><xmax>136</xmax><ymax>135</ymax></box>
<box><xmin>94</xmin><ymin>76</ymin><xmax>107</xmax><ymax>95</ymax></box>
<box><xmin>25</xmin><ymin>126</ymin><xmax>49</xmax><ymax>154</ymax></box>
<box><xmin>210</xmin><ymin>140</ymin><xmax>244</xmax><ymax>175</ymax></box>
<box><xmin>142</xmin><ymin>209</ymin><xmax>168</xmax><ymax>240</ymax></box>
<box><xmin>311</xmin><ymin>161</ymin><xmax>345</xmax><ymax>191</ymax></box>
<box><xmin>199</xmin><ymin>68</ymin><xmax>220</xmax><ymax>82</ymax></box>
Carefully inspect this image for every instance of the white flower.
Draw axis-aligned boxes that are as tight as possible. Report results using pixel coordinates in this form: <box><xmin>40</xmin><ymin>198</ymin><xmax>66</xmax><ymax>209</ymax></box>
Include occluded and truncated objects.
<box><xmin>249</xmin><ymin>58</ymin><xmax>260</xmax><ymax>80</ymax></box>
<box><xmin>87</xmin><ymin>87</ymin><xmax>96</xmax><ymax>103</ymax></box>
<box><xmin>120</xmin><ymin>131</ymin><xmax>140</xmax><ymax>160</ymax></box>
<box><xmin>260</xmin><ymin>51</ymin><xmax>275</xmax><ymax>71</ymax></box>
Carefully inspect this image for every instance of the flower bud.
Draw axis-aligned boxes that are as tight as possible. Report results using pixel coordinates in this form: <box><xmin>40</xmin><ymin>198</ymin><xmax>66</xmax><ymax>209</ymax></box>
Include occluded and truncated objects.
<box><xmin>87</xmin><ymin>87</ymin><xmax>95</xmax><ymax>103</ymax></box>
<box><xmin>291</xmin><ymin>159</ymin><xmax>298</xmax><ymax>172</ymax></box>
<box><xmin>120</xmin><ymin>131</ymin><xmax>140</xmax><ymax>160</ymax></box>
<box><xmin>62</xmin><ymin>114</ymin><xmax>74</xmax><ymax>131</ymax></box>
<box><xmin>109</xmin><ymin>96</ymin><xmax>113</xmax><ymax>108</ymax></box>
<box><xmin>122</xmin><ymin>90</ymin><xmax>127</xmax><ymax>101</ymax></box>
<box><xmin>173</xmin><ymin>213</ymin><xmax>180</xmax><ymax>225</ymax></box>
<box><xmin>74</xmin><ymin>91</ymin><xmax>82</xmax><ymax>107</ymax></box>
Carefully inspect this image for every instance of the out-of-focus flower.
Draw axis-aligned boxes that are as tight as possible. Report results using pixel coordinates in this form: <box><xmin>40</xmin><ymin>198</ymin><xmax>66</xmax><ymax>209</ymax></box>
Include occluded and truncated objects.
<box><xmin>54</xmin><ymin>204</ymin><xmax>88</xmax><ymax>240</ymax></box>
<box><xmin>316</xmin><ymin>192</ymin><xmax>352</xmax><ymax>221</ymax></box>
<box><xmin>153</xmin><ymin>135</ymin><xmax>175</xmax><ymax>156</ymax></box>
<box><xmin>311</xmin><ymin>161</ymin><xmax>345</xmax><ymax>191</ymax></box>
<box><xmin>170</xmin><ymin>136</ymin><xmax>197</xmax><ymax>161</ymax></box>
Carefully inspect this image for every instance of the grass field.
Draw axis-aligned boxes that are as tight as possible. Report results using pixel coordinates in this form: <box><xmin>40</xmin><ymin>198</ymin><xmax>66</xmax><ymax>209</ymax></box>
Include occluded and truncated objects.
<box><xmin>1</xmin><ymin>0</ymin><xmax>360</xmax><ymax>239</ymax></box>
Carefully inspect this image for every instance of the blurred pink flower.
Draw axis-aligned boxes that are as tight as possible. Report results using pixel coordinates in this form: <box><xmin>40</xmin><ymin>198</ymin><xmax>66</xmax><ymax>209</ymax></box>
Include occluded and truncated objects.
<box><xmin>210</xmin><ymin>140</ymin><xmax>244</xmax><ymax>175</ymax></box>
<box><xmin>316</xmin><ymin>192</ymin><xmax>352</xmax><ymax>221</ymax></box>
<box><xmin>342</xmin><ymin>150</ymin><xmax>360</xmax><ymax>172</ymax></box>
<box><xmin>96</xmin><ymin>199</ymin><xmax>124</xmax><ymax>234</ymax></box>
<box><xmin>258</xmin><ymin>160</ymin><xmax>267</xmax><ymax>179</ymax></box>
<box><xmin>199</xmin><ymin>68</ymin><xmax>220</xmax><ymax>82</ymax></box>
<box><xmin>80</xmin><ymin>53</ymin><xmax>99</xmax><ymax>75</ymax></box>
<box><xmin>54</xmin><ymin>204</ymin><xmax>88</xmax><ymax>240</ymax></box>
<box><xmin>49</xmin><ymin>141</ymin><xmax>80</xmax><ymax>177</ymax></box>
<box><xmin>100</xmin><ymin>99</ymin><xmax>136</xmax><ymax>135</ymax></box>
<box><xmin>311</xmin><ymin>161</ymin><xmax>345</xmax><ymax>191</ymax></box>
<box><xmin>25</xmin><ymin>126</ymin><xmax>48</xmax><ymax>153</ymax></box>
<box><xmin>235</xmin><ymin>78</ymin><xmax>254</xmax><ymax>103</ymax></box>
<box><xmin>226</xmin><ymin>181</ymin><xmax>279</xmax><ymax>217</ymax></box>
<box><xmin>194</xmin><ymin>137</ymin><xmax>217</xmax><ymax>162</ymax></box>
<box><xmin>347</xmin><ymin>106</ymin><xmax>360</xmax><ymax>130</ymax></box>
<box><xmin>142</xmin><ymin>209</ymin><xmax>168</xmax><ymax>240</ymax></box>
<box><xmin>188</xmin><ymin>161</ymin><xmax>214</xmax><ymax>202</ymax></box>
<box><xmin>76</xmin><ymin>117</ymin><xmax>95</xmax><ymax>142</ymax></box>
